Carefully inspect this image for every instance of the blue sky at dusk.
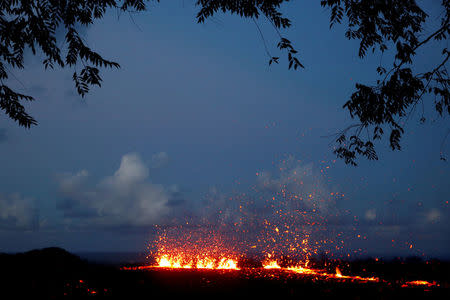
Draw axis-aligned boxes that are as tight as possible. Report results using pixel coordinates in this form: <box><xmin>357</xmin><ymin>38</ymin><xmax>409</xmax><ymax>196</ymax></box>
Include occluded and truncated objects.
<box><xmin>0</xmin><ymin>1</ymin><xmax>448</xmax><ymax>258</ymax></box>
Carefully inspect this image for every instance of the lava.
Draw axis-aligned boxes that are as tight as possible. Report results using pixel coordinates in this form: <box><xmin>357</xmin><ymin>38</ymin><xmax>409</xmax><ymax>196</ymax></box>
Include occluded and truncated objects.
<box><xmin>122</xmin><ymin>253</ymin><xmax>441</xmax><ymax>289</ymax></box>
<box><xmin>262</xmin><ymin>260</ymin><xmax>281</xmax><ymax>269</ymax></box>
<box><xmin>217</xmin><ymin>258</ymin><xmax>240</xmax><ymax>270</ymax></box>
<box><xmin>261</xmin><ymin>261</ymin><xmax>379</xmax><ymax>282</ymax></box>
<box><xmin>402</xmin><ymin>280</ymin><xmax>439</xmax><ymax>288</ymax></box>
<box><xmin>152</xmin><ymin>254</ymin><xmax>240</xmax><ymax>270</ymax></box>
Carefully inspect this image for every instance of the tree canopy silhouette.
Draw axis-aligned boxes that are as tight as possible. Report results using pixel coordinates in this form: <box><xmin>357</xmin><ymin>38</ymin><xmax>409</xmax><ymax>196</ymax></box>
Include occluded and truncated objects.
<box><xmin>1</xmin><ymin>0</ymin><xmax>449</xmax><ymax>164</ymax></box>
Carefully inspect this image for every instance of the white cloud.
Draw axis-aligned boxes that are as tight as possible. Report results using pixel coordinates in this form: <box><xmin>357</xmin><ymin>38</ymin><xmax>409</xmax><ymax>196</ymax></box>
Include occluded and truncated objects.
<box><xmin>57</xmin><ymin>169</ymin><xmax>89</xmax><ymax>194</ymax></box>
<box><xmin>56</xmin><ymin>153</ymin><xmax>171</xmax><ymax>229</ymax></box>
<box><xmin>111</xmin><ymin>153</ymin><xmax>149</xmax><ymax>184</ymax></box>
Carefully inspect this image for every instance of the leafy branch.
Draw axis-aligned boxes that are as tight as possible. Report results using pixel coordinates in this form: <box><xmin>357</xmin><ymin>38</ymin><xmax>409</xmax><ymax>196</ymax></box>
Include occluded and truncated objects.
<box><xmin>196</xmin><ymin>0</ymin><xmax>304</xmax><ymax>70</ymax></box>
<box><xmin>0</xmin><ymin>0</ymin><xmax>156</xmax><ymax>127</ymax></box>
<box><xmin>322</xmin><ymin>0</ymin><xmax>450</xmax><ymax>165</ymax></box>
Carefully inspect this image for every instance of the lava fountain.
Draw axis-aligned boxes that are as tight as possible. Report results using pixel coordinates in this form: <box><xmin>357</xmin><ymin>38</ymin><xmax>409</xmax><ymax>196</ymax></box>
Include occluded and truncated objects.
<box><xmin>123</xmin><ymin>160</ymin><xmax>440</xmax><ymax>290</ymax></box>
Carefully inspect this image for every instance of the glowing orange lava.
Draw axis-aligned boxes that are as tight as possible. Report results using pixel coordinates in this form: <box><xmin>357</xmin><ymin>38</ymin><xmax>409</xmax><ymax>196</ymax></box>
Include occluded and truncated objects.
<box><xmin>402</xmin><ymin>280</ymin><xmax>439</xmax><ymax>288</ymax></box>
<box><xmin>122</xmin><ymin>254</ymin><xmax>440</xmax><ymax>289</ymax></box>
<box><xmin>262</xmin><ymin>260</ymin><xmax>379</xmax><ymax>282</ymax></box>
<box><xmin>150</xmin><ymin>252</ymin><xmax>380</xmax><ymax>282</ymax></box>
<box><xmin>153</xmin><ymin>254</ymin><xmax>240</xmax><ymax>270</ymax></box>
<box><xmin>262</xmin><ymin>260</ymin><xmax>281</xmax><ymax>269</ymax></box>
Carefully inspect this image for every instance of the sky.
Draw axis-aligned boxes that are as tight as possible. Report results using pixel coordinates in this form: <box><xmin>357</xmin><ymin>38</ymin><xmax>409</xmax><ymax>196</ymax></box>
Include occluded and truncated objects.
<box><xmin>0</xmin><ymin>1</ymin><xmax>449</xmax><ymax>259</ymax></box>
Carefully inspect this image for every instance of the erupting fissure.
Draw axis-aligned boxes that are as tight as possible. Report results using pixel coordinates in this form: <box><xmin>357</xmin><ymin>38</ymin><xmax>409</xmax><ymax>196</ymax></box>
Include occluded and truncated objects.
<box><xmin>121</xmin><ymin>253</ymin><xmax>438</xmax><ymax>288</ymax></box>
<box><xmin>155</xmin><ymin>254</ymin><xmax>240</xmax><ymax>270</ymax></box>
<box><xmin>148</xmin><ymin>253</ymin><xmax>380</xmax><ymax>282</ymax></box>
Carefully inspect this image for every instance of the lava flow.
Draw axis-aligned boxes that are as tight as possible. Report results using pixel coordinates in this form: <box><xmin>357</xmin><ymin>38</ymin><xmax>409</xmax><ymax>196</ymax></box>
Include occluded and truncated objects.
<box><xmin>155</xmin><ymin>254</ymin><xmax>240</xmax><ymax>270</ymax></box>
<box><xmin>122</xmin><ymin>252</ymin><xmax>440</xmax><ymax>289</ymax></box>
<box><xmin>152</xmin><ymin>255</ymin><xmax>381</xmax><ymax>283</ymax></box>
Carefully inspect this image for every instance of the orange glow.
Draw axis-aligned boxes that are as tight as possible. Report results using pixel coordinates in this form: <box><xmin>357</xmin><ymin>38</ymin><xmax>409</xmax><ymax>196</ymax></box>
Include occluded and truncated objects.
<box><xmin>153</xmin><ymin>254</ymin><xmax>240</xmax><ymax>270</ymax></box>
<box><xmin>264</xmin><ymin>260</ymin><xmax>378</xmax><ymax>282</ymax></box>
<box><xmin>217</xmin><ymin>258</ymin><xmax>239</xmax><ymax>270</ymax></box>
<box><xmin>196</xmin><ymin>257</ymin><xmax>215</xmax><ymax>269</ymax></box>
<box><xmin>156</xmin><ymin>255</ymin><xmax>192</xmax><ymax>269</ymax></box>
<box><xmin>121</xmin><ymin>256</ymin><xmax>441</xmax><ymax>289</ymax></box>
<box><xmin>286</xmin><ymin>265</ymin><xmax>319</xmax><ymax>275</ymax></box>
<box><xmin>263</xmin><ymin>260</ymin><xmax>281</xmax><ymax>269</ymax></box>
<box><xmin>331</xmin><ymin>268</ymin><xmax>378</xmax><ymax>282</ymax></box>
<box><xmin>403</xmin><ymin>280</ymin><xmax>438</xmax><ymax>287</ymax></box>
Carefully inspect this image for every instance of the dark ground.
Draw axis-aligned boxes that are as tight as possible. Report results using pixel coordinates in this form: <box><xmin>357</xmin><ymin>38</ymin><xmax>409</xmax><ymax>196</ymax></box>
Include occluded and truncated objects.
<box><xmin>0</xmin><ymin>247</ymin><xmax>449</xmax><ymax>299</ymax></box>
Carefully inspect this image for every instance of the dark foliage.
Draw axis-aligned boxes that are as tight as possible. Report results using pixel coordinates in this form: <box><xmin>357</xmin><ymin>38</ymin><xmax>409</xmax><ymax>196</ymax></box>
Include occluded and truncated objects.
<box><xmin>320</xmin><ymin>0</ymin><xmax>450</xmax><ymax>164</ymax></box>
<box><xmin>197</xmin><ymin>0</ymin><xmax>449</xmax><ymax>164</ymax></box>
<box><xmin>195</xmin><ymin>1</ymin><xmax>304</xmax><ymax>69</ymax></box>
<box><xmin>0</xmin><ymin>0</ymin><xmax>151</xmax><ymax>127</ymax></box>
<box><xmin>1</xmin><ymin>1</ymin><xmax>448</xmax><ymax>164</ymax></box>
<box><xmin>0</xmin><ymin>0</ymin><xmax>302</xmax><ymax>129</ymax></box>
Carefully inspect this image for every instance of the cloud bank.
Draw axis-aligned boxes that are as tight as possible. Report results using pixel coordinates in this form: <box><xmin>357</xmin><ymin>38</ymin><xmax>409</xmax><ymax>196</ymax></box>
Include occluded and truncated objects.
<box><xmin>56</xmin><ymin>153</ymin><xmax>173</xmax><ymax>230</ymax></box>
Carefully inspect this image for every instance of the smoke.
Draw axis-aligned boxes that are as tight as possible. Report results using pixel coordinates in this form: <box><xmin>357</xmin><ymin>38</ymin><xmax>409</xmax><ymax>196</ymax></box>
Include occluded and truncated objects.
<box><xmin>254</xmin><ymin>158</ymin><xmax>336</xmax><ymax>217</ymax></box>
<box><xmin>152</xmin><ymin>157</ymin><xmax>345</xmax><ymax>260</ymax></box>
